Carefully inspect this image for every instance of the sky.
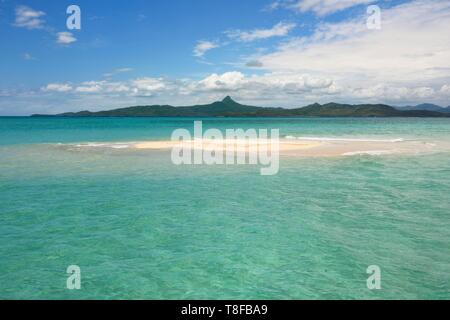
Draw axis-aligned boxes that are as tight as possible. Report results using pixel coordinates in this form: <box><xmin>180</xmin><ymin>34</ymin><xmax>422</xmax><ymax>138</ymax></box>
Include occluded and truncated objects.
<box><xmin>1</xmin><ymin>0</ymin><xmax>450</xmax><ymax>115</ymax></box>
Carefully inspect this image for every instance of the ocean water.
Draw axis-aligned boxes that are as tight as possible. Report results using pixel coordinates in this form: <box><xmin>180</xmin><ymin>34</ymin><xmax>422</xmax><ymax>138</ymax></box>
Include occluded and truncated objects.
<box><xmin>0</xmin><ymin>117</ymin><xmax>449</xmax><ymax>299</ymax></box>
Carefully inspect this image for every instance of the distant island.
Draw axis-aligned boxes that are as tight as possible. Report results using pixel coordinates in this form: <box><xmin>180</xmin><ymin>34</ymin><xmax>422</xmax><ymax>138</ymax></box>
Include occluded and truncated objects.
<box><xmin>32</xmin><ymin>96</ymin><xmax>450</xmax><ymax>118</ymax></box>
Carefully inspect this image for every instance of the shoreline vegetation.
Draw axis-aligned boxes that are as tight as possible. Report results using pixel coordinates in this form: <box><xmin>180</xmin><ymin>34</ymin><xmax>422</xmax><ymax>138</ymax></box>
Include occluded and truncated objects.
<box><xmin>31</xmin><ymin>96</ymin><xmax>450</xmax><ymax>118</ymax></box>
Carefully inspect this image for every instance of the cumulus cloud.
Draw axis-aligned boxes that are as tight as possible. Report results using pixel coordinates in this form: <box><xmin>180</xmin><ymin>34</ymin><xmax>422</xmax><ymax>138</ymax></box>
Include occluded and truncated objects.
<box><xmin>441</xmin><ymin>84</ymin><xmax>450</xmax><ymax>95</ymax></box>
<box><xmin>226</xmin><ymin>22</ymin><xmax>296</xmax><ymax>42</ymax></box>
<box><xmin>193</xmin><ymin>41</ymin><xmax>219</xmax><ymax>57</ymax></box>
<box><xmin>31</xmin><ymin>65</ymin><xmax>450</xmax><ymax>112</ymax></box>
<box><xmin>56</xmin><ymin>32</ymin><xmax>77</xmax><ymax>45</ymax></box>
<box><xmin>197</xmin><ymin>72</ymin><xmax>247</xmax><ymax>91</ymax></box>
<box><xmin>350</xmin><ymin>85</ymin><xmax>435</xmax><ymax>100</ymax></box>
<box><xmin>253</xmin><ymin>0</ymin><xmax>450</xmax><ymax>104</ymax></box>
<box><xmin>189</xmin><ymin>71</ymin><xmax>336</xmax><ymax>102</ymax></box>
<box><xmin>75</xmin><ymin>81</ymin><xmax>103</xmax><ymax>93</ymax></box>
<box><xmin>42</xmin><ymin>83</ymin><xmax>73</xmax><ymax>92</ymax></box>
<box><xmin>132</xmin><ymin>77</ymin><xmax>166</xmax><ymax>93</ymax></box>
<box><xmin>76</xmin><ymin>81</ymin><xmax>132</xmax><ymax>94</ymax></box>
<box><xmin>13</xmin><ymin>5</ymin><xmax>46</xmax><ymax>29</ymax></box>
<box><xmin>40</xmin><ymin>78</ymin><xmax>168</xmax><ymax>97</ymax></box>
<box><xmin>39</xmin><ymin>71</ymin><xmax>334</xmax><ymax>100</ymax></box>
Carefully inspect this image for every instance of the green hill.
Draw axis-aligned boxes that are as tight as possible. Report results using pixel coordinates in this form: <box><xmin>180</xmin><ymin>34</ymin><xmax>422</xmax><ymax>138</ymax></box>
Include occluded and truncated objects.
<box><xmin>31</xmin><ymin>96</ymin><xmax>450</xmax><ymax>118</ymax></box>
<box><xmin>396</xmin><ymin>103</ymin><xmax>450</xmax><ymax>113</ymax></box>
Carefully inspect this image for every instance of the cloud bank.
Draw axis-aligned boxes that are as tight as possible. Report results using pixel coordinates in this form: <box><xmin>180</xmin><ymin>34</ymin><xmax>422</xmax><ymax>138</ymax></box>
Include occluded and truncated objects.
<box><xmin>3</xmin><ymin>0</ymin><xmax>450</xmax><ymax>115</ymax></box>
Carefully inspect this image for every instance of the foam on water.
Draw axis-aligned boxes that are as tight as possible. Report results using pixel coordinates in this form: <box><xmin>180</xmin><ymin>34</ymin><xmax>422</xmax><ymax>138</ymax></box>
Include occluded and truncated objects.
<box><xmin>285</xmin><ymin>136</ymin><xmax>406</xmax><ymax>143</ymax></box>
<box><xmin>342</xmin><ymin>150</ymin><xmax>396</xmax><ymax>156</ymax></box>
<box><xmin>73</xmin><ymin>142</ymin><xmax>132</xmax><ymax>149</ymax></box>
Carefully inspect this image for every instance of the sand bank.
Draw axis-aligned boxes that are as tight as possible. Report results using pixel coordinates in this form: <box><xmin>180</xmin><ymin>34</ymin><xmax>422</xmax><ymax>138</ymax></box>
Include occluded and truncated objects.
<box><xmin>129</xmin><ymin>138</ymin><xmax>448</xmax><ymax>157</ymax></box>
<box><xmin>134</xmin><ymin>139</ymin><xmax>321</xmax><ymax>152</ymax></box>
<box><xmin>67</xmin><ymin>137</ymin><xmax>450</xmax><ymax>157</ymax></box>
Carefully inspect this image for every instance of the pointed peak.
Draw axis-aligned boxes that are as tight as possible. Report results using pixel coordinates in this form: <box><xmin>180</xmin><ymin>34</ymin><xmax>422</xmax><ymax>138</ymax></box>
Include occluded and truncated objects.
<box><xmin>222</xmin><ymin>96</ymin><xmax>235</xmax><ymax>103</ymax></box>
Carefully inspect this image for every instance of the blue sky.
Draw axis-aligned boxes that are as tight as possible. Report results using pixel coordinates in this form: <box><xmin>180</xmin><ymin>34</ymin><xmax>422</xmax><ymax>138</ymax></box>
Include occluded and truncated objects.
<box><xmin>1</xmin><ymin>0</ymin><xmax>450</xmax><ymax>115</ymax></box>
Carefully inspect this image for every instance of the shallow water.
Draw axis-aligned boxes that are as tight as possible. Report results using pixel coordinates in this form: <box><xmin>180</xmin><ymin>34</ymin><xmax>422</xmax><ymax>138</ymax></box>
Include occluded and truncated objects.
<box><xmin>0</xmin><ymin>117</ymin><xmax>449</xmax><ymax>299</ymax></box>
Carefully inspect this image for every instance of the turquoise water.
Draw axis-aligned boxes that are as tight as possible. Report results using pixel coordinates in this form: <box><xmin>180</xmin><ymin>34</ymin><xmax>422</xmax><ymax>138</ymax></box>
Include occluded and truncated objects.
<box><xmin>0</xmin><ymin>117</ymin><xmax>449</xmax><ymax>299</ymax></box>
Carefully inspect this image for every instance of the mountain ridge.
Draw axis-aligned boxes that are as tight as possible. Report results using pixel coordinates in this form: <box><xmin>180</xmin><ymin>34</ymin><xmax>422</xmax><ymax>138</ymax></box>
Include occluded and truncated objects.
<box><xmin>395</xmin><ymin>103</ymin><xmax>450</xmax><ymax>113</ymax></box>
<box><xmin>31</xmin><ymin>96</ymin><xmax>450</xmax><ymax>118</ymax></box>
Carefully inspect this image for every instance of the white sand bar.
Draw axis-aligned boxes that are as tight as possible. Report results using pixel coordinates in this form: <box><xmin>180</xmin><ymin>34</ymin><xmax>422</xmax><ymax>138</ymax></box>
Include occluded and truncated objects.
<box><xmin>128</xmin><ymin>138</ymin><xmax>450</xmax><ymax>157</ymax></box>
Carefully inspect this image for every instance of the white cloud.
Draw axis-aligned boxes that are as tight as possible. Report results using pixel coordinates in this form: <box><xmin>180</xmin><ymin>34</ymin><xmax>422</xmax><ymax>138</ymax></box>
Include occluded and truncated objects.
<box><xmin>226</xmin><ymin>22</ymin><xmax>296</xmax><ymax>42</ymax></box>
<box><xmin>268</xmin><ymin>0</ymin><xmax>376</xmax><ymax>16</ymax></box>
<box><xmin>75</xmin><ymin>81</ymin><xmax>132</xmax><ymax>94</ymax></box>
<box><xmin>75</xmin><ymin>87</ymin><xmax>101</xmax><ymax>93</ymax></box>
<box><xmin>115</xmin><ymin>68</ymin><xmax>133</xmax><ymax>73</ymax></box>
<box><xmin>13</xmin><ymin>5</ymin><xmax>45</xmax><ymax>29</ymax></box>
<box><xmin>263</xmin><ymin>1</ymin><xmax>283</xmax><ymax>12</ymax></box>
<box><xmin>30</xmin><ymin>64</ymin><xmax>450</xmax><ymax>113</ymax></box>
<box><xmin>107</xmin><ymin>84</ymin><xmax>131</xmax><ymax>93</ymax></box>
<box><xmin>441</xmin><ymin>84</ymin><xmax>450</xmax><ymax>94</ymax></box>
<box><xmin>41</xmin><ymin>78</ymin><xmax>166</xmax><ymax>96</ymax></box>
<box><xmin>42</xmin><ymin>83</ymin><xmax>72</xmax><ymax>92</ymax></box>
<box><xmin>193</xmin><ymin>41</ymin><xmax>219</xmax><ymax>57</ymax></box>
<box><xmin>32</xmin><ymin>74</ymin><xmax>304</xmax><ymax>114</ymax></box>
<box><xmin>56</xmin><ymin>32</ymin><xmax>77</xmax><ymax>45</ymax></box>
<box><xmin>197</xmin><ymin>72</ymin><xmax>247</xmax><ymax>91</ymax></box>
<box><xmin>132</xmin><ymin>77</ymin><xmax>166</xmax><ymax>93</ymax></box>
<box><xmin>22</xmin><ymin>53</ymin><xmax>35</xmax><ymax>60</ymax></box>
<box><xmin>75</xmin><ymin>81</ymin><xmax>103</xmax><ymax>93</ymax></box>
<box><xmin>253</xmin><ymin>0</ymin><xmax>450</xmax><ymax>104</ymax></box>
<box><xmin>288</xmin><ymin>0</ymin><xmax>376</xmax><ymax>16</ymax></box>
<box><xmin>38</xmin><ymin>71</ymin><xmax>334</xmax><ymax>101</ymax></box>
<box><xmin>103</xmin><ymin>68</ymin><xmax>134</xmax><ymax>77</ymax></box>
<box><xmin>349</xmin><ymin>85</ymin><xmax>437</xmax><ymax>101</ymax></box>
<box><xmin>193</xmin><ymin>71</ymin><xmax>335</xmax><ymax>101</ymax></box>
